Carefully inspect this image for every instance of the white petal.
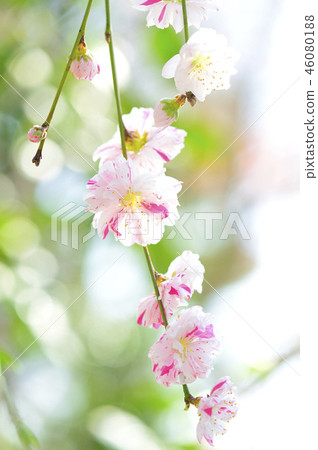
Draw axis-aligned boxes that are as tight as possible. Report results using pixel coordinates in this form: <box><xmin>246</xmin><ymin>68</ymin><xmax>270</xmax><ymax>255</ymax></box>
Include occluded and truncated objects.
<box><xmin>162</xmin><ymin>54</ymin><xmax>180</xmax><ymax>79</ymax></box>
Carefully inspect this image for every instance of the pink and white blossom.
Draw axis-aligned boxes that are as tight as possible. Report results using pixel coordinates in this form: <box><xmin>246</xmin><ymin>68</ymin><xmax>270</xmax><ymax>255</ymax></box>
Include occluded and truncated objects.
<box><xmin>162</xmin><ymin>28</ymin><xmax>239</xmax><ymax>102</ymax></box>
<box><xmin>153</xmin><ymin>95</ymin><xmax>186</xmax><ymax>128</ymax></box>
<box><xmin>94</xmin><ymin>107</ymin><xmax>186</xmax><ymax>169</ymax></box>
<box><xmin>27</xmin><ymin>125</ymin><xmax>47</xmax><ymax>143</ymax></box>
<box><xmin>137</xmin><ymin>251</ymin><xmax>204</xmax><ymax>328</ymax></box>
<box><xmin>153</xmin><ymin>101</ymin><xmax>176</xmax><ymax>128</ymax></box>
<box><xmin>70</xmin><ymin>50</ymin><xmax>100</xmax><ymax>81</ymax></box>
<box><xmin>197</xmin><ymin>377</ymin><xmax>238</xmax><ymax>446</ymax></box>
<box><xmin>84</xmin><ymin>155</ymin><xmax>181</xmax><ymax>246</ymax></box>
<box><xmin>131</xmin><ymin>0</ymin><xmax>220</xmax><ymax>34</ymax></box>
<box><xmin>149</xmin><ymin>306</ymin><xmax>221</xmax><ymax>386</ymax></box>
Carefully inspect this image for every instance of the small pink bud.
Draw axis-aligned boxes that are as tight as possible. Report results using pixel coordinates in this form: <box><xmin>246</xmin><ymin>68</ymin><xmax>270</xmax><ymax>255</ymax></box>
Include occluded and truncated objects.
<box><xmin>27</xmin><ymin>125</ymin><xmax>47</xmax><ymax>143</ymax></box>
<box><xmin>153</xmin><ymin>102</ymin><xmax>176</xmax><ymax>128</ymax></box>
<box><xmin>70</xmin><ymin>50</ymin><xmax>100</xmax><ymax>81</ymax></box>
<box><xmin>153</xmin><ymin>95</ymin><xmax>186</xmax><ymax>128</ymax></box>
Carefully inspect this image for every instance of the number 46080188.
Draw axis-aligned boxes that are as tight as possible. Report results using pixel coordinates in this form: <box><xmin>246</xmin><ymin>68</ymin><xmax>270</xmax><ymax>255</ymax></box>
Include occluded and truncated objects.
<box><xmin>305</xmin><ymin>15</ymin><xmax>315</xmax><ymax>76</ymax></box>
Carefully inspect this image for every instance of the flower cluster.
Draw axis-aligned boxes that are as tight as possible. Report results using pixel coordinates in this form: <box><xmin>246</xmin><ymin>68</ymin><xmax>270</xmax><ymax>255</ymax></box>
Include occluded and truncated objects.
<box><xmin>84</xmin><ymin>131</ymin><xmax>238</xmax><ymax>444</ymax></box>
<box><xmin>82</xmin><ymin>2</ymin><xmax>239</xmax><ymax>447</ymax></box>
<box><xmin>129</xmin><ymin>4</ymin><xmax>239</xmax><ymax>447</ymax></box>
<box><xmin>28</xmin><ymin>0</ymin><xmax>239</xmax><ymax>446</ymax></box>
<box><xmin>84</xmin><ymin>105</ymin><xmax>186</xmax><ymax>246</ymax></box>
<box><xmin>137</xmin><ymin>251</ymin><xmax>238</xmax><ymax>446</ymax></box>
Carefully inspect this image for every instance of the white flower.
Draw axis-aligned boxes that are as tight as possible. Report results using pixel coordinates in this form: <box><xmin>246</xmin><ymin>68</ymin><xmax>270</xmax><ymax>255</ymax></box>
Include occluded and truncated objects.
<box><xmin>137</xmin><ymin>251</ymin><xmax>205</xmax><ymax>328</ymax></box>
<box><xmin>197</xmin><ymin>377</ymin><xmax>238</xmax><ymax>446</ymax></box>
<box><xmin>94</xmin><ymin>107</ymin><xmax>186</xmax><ymax>169</ymax></box>
<box><xmin>162</xmin><ymin>28</ymin><xmax>239</xmax><ymax>101</ymax></box>
<box><xmin>149</xmin><ymin>306</ymin><xmax>221</xmax><ymax>386</ymax></box>
<box><xmin>131</xmin><ymin>0</ymin><xmax>220</xmax><ymax>34</ymax></box>
<box><xmin>84</xmin><ymin>155</ymin><xmax>181</xmax><ymax>246</ymax></box>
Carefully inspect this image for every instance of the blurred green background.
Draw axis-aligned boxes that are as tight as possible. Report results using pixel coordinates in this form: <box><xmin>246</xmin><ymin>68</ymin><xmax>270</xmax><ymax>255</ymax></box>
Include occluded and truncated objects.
<box><xmin>0</xmin><ymin>0</ymin><xmax>299</xmax><ymax>449</ymax></box>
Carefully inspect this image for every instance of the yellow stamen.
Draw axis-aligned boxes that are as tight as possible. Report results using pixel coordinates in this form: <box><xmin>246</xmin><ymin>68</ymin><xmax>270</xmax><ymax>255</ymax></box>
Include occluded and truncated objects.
<box><xmin>189</xmin><ymin>54</ymin><xmax>213</xmax><ymax>77</ymax></box>
<box><xmin>120</xmin><ymin>191</ymin><xmax>142</xmax><ymax>210</ymax></box>
<box><xmin>125</xmin><ymin>130</ymin><xmax>148</xmax><ymax>153</ymax></box>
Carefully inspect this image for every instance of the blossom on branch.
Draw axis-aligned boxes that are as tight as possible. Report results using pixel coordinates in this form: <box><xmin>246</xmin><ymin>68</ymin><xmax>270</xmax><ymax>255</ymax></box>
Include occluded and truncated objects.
<box><xmin>153</xmin><ymin>95</ymin><xmax>186</xmax><ymax>128</ymax></box>
<box><xmin>149</xmin><ymin>306</ymin><xmax>221</xmax><ymax>386</ymax></box>
<box><xmin>84</xmin><ymin>155</ymin><xmax>181</xmax><ymax>246</ymax></box>
<box><xmin>70</xmin><ymin>40</ymin><xmax>100</xmax><ymax>81</ymax></box>
<box><xmin>94</xmin><ymin>107</ymin><xmax>186</xmax><ymax>169</ymax></box>
<box><xmin>162</xmin><ymin>28</ymin><xmax>239</xmax><ymax>102</ymax></box>
<box><xmin>196</xmin><ymin>377</ymin><xmax>238</xmax><ymax>446</ymax></box>
<box><xmin>137</xmin><ymin>251</ymin><xmax>204</xmax><ymax>327</ymax></box>
<box><xmin>131</xmin><ymin>0</ymin><xmax>220</xmax><ymax>34</ymax></box>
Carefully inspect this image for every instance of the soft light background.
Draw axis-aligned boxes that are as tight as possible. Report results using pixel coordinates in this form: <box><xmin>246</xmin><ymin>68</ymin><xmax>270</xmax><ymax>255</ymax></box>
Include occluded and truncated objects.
<box><xmin>0</xmin><ymin>0</ymin><xmax>299</xmax><ymax>449</ymax></box>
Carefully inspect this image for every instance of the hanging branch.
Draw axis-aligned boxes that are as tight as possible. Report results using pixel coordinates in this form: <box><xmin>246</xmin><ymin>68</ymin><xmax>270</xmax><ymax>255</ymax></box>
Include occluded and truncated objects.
<box><xmin>181</xmin><ymin>0</ymin><xmax>190</xmax><ymax>42</ymax></box>
<box><xmin>104</xmin><ymin>0</ymin><xmax>193</xmax><ymax>407</ymax></box>
<box><xmin>31</xmin><ymin>0</ymin><xmax>94</xmax><ymax>166</ymax></box>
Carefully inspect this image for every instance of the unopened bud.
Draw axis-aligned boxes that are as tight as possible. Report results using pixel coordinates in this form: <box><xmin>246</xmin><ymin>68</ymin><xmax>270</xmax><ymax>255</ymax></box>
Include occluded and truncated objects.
<box><xmin>27</xmin><ymin>125</ymin><xmax>47</xmax><ymax>143</ymax></box>
<box><xmin>153</xmin><ymin>95</ymin><xmax>186</xmax><ymax>128</ymax></box>
<box><xmin>70</xmin><ymin>48</ymin><xmax>100</xmax><ymax>81</ymax></box>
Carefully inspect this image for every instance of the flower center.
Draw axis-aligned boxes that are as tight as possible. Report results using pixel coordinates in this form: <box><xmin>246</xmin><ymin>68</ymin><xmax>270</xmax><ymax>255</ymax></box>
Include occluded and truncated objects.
<box><xmin>179</xmin><ymin>337</ymin><xmax>191</xmax><ymax>356</ymax></box>
<box><xmin>120</xmin><ymin>190</ymin><xmax>142</xmax><ymax>210</ymax></box>
<box><xmin>156</xmin><ymin>274</ymin><xmax>168</xmax><ymax>286</ymax></box>
<box><xmin>190</xmin><ymin>54</ymin><xmax>212</xmax><ymax>76</ymax></box>
<box><xmin>125</xmin><ymin>130</ymin><xmax>148</xmax><ymax>153</ymax></box>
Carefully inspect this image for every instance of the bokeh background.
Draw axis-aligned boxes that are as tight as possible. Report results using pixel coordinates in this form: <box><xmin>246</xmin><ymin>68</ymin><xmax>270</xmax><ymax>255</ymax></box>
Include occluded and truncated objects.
<box><xmin>0</xmin><ymin>0</ymin><xmax>299</xmax><ymax>449</ymax></box>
